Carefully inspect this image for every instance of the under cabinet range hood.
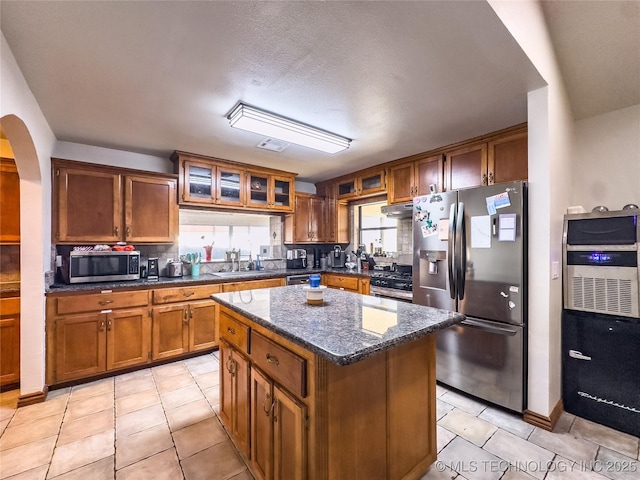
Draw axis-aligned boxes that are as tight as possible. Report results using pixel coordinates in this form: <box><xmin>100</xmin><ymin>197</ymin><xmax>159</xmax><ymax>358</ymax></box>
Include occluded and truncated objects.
<box><xmin>381</xmin><ymin>202</ymin><xmax>413</xmax><ymax>218</ymax></box>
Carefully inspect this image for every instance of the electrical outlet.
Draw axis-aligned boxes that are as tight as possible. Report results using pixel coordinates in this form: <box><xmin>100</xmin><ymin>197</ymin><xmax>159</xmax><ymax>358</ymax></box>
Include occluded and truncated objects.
<box><xmin>551</xmin><ymin>261</ymin><xmax>560</xmax><ymax>280</ymax></box>
<box><xmin>55</xmin><ymin>255</ymin><xmax>62</xmax><ymax>267</ymax></box>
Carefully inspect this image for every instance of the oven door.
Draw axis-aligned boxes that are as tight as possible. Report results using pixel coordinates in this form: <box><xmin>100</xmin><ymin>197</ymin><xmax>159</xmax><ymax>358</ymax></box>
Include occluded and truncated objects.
<box><xmin>369</xmin><ymin>285</ymin><xmax>413</xmax><ymax>303</ymax></box>
<box><xmin>436</xmin><ymin>317</ymin><xmax>525</xmax><ymax>412</ymax></box>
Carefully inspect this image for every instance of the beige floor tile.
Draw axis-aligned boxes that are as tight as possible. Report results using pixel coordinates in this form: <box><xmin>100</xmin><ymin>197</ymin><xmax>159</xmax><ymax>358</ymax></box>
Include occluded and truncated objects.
<box><xmin>69</xmin><ymin>379</ymin><xmax>114</xmax><ymax>403</ymax></box>
<box><xmin>193</xmin><ymin>371</ymin><xmax>219</xmax><ymax>389</ymax></box>
<box><xmin>0</xmin><ymin>389</ymin><xmax>20</xmax><ymax>406</ymax></box>
<box><xmin>48</xmin><ymin>456</ymin><xmax>114</xmax><ymax>480</ymax></box>
<box><xmin>0</xmin><ymin>436</ymin><xmax>57</xmax><ymax>479</ymax></box>
<box><xmin>202</xmin><ymin>386</ymin><xmax>219</xmax><ymax>407</ymax></box>
<box><xmin>500</xmin><ymin>470</ymin><xmax>537</xmax><ymax>480</ymax></box>
<box><xmin>419</xmin><ymin>464</ymin><xmax>460</xmax><ymax>480</ymax></box>
<box><xmin>115</xmin><ymin>423</ymin><xmax>173</xmax><ymax>469</ymax></box>
<box><xmin>570</xmin><ymin>417</ymin><xmax>639</xmax><ymax>459</ymax></box>
<box><xmin>595</xmin><ymin>447</ymin><xmax>639</xmax><ymax>480</ymax></box>
<box><xmin>1</xmin><ymin>412</ymin><xmax>64</xmax><ymax>451</ymax></box>
<box><xmin>152</xmin><ymin>362</ymin><xmax>189</xmax><ymax>380</ymax></box>
<box><xmin>4</xmin><ymin>464</ymin><xmax>48</xmax><ymax>480</ymax></box>
<box><xmin>0</xmin><ymin>418</ymin><xmax>10</xmax><ymax>436</ymax></box>
<box><xmin>160</xmin><ymin>384</ymin><xmax>204</xmax><ymax>411</ymax></box>
<box><xmin>438</xmin><ymin>436</ymin><xmax>505</xmax><ymax>480</ymax></box>
<box><xmin>173</xmin><ymin>417</ymin><xmax>229</xmax><ymax>460</ymax></box>
<box><xmin>436</xmin><ymin>398</ymin><xmax>454</xmax><ymax>421</ymax></box>
<box><xmin>155</xmin><ymin>373</ymin><xmax>195</xmax><ymax>394</ymax></box>
<box><xmin>115</xmin><ymin>389</ymin><xmax>160</xmax><ymax>417</ymax></box>
<box><xmin>57</xmin><ymin>409</ymin><xmax>114</xmax><ymax>446</ymax></box>
<box><xmin>46</xmin><ymin>388</ymin><xmax>71</xmax><ymax>401</ymax></box>
<box><xmin>47</xmin><ymin>430</ymin><xmax>114</xmax><ymax>478</ymax></box>
<box><xmin>114</xmin><ymin>368</ymin><xmax>152</xmax><ymax>384</ymax></box>
<box><xmin>165</xmin><ymin>399</ymin><xmax>214</xmax><ymax>432</ymax></box>
<box><xmin>183</xmin><ymin>353</ymin><xmax>214</xmax><ymax>368</ymax></box>
<box><xmin>554</xmin><ymin>412</ymin><xmax>576</xmax><ymax>434</ymax></box>
<box><xmin>116</xmin><ymin>448</ymin><xmax>182</xmax><ymax>480</ymax></box>
<box><xmin>479</xmin><ymin>407</ymin><xmax>534</xmax><ymax>439</ymax></box>
<box><xmin>9</xmin><ymin>397</ymin><xmax>67</xmax><ymax>427</ymax></box>
<box><xmin>186</xmin><ymin>359</ymin><xmax>218</xmax><ymax>377</ymax></box>
<box><xmin>227</xmin><ymin>471</ymin><xmax>253</xmax><ymax>480</ymax></box>
<box><xmin>439</xmin><ymin>408</ymin><xmax>497</xmax><ymax>447</ymax></box>
<box><xmin>181</xmin><ymin>440</ymin><xmax>246</xmax><ymax>480</ymax></box>
<box><xmin>114</xmin><ymin>376</ymin><xmax>156</xmax><ymax>398</ymax></box>
<box><xmin>484</xmin><ymin>429</ymin><xmax>555</xmax><ymax>480</ymax></box>
<box><xmin>115</xmin><ymin>404</ymin><xmax>166</xmax><ymax>438</ymax></box>
<box><xmin>440</xmin><ymin>390</ymin><xmax>487</xmax><ymax>416</ymax></box>
<box><xmin>436</xmin><ymin>424</ymin><xmax>456</xmax><ymax>453</ymax></box>
<box><xmin>435</xmin><ymin>384</ymin><xmax>449</xmax><ymax>398</ymax></box>
<box><xmin>528</xmin><ymin>426</ymin><xmax>599</xmax><ymax>463</ymax></box>
<box><xmin>0</xmin><ymin>406</ymin><xmax>15</xmax><ymax>423</ymax></box>
<box><xmin>64</xmin><ymin>393</ymin><xmax>113</xmax><ymax>422</ymax></box>
<box><xmin>544</xmin><ymin>456</ymin><xmax>609</xmax><ymax>480</ymax></box>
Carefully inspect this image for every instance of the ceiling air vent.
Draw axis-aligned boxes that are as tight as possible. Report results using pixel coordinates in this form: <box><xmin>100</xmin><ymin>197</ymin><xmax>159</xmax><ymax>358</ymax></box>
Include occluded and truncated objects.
<box><xmin>256</xmin><ymin>138</ymin><xmax>289</xmax><ymax>152</ymax></box>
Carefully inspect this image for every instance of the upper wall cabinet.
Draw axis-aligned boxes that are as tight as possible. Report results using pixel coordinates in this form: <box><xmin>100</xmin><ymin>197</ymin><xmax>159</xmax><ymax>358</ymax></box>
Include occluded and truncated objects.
<box><xmin>172</xmin><ymin>151</ymin><xmax>296</xmax><ymax>213</ymax></box>
<box><xmin>0</xmin><ymin>158</ymin><xmax>20</xmax><ymax>244</ymax></box>
<box><xmin>388</xmin><ymin>154</ymin><xmax>444</xmax><ymax>204</ymax></box>
<box><xmin>53</xmin><ymin>159</ymin><xmax>178</xmax><ymax>244</ymax></box>
<box><xmin>444</xmin><ymin>129</ymin><xmax>528</xmax><ymax>191</ymax></box>
<box><xmin>336</xmin><ymin>168</ymin><xmax>387</xmax><ymax>199</ymax></box>
<box><xmin>283</xmin><ymin>193</ymin><xmax>325</xmax><ymax>244</ymax></box>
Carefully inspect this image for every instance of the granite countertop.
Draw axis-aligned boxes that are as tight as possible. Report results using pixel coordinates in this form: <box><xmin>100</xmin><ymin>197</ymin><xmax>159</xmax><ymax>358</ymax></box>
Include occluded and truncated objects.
<box><xmin>212</xmin><ymin>285</ymin><xmax>464</xmax><ymax>366</ymax></box>
<box><xmin>46</xmin><ymin>267</ymin><xmax>377</xmax><ymax>293</ymax></box>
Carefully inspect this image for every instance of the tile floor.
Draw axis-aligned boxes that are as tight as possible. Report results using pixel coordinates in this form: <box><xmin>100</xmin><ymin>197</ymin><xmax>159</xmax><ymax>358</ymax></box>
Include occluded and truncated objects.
<box><xmin>0</xmin><ymin>352</ymin><xmax>638</xmax><ymax>480</ymax></box>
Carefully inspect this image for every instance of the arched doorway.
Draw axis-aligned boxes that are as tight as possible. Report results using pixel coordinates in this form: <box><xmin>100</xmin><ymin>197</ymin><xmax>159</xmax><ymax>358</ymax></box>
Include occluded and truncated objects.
<box><xmin>1</xmin><ymin>114</ymin><xmax>48</xmax><ymax>404</ymax></box>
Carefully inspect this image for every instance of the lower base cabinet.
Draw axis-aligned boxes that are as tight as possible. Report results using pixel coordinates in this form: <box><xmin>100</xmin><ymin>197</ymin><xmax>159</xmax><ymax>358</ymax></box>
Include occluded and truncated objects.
<box><xmin>219</xmin><ymin>340</ymin><xmax>250</xmax><ymax>456</ymax></box>
<box><xmin>55</xmin><ymin>308</ymin><xmax>151</xmax><ymax>382</ymax></box>
<box><xmin>251</xmin><ymin>367</ymin><xmax>307</xmax><ymax>480</ymax></box>
<box><xmin>0</xmin><ymin>297</ymin><xmax>20</xmax><ymax>386</ymax></box>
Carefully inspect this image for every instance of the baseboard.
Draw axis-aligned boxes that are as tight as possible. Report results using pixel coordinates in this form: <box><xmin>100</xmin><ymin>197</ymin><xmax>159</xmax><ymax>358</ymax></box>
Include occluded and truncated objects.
<box><xmin>523</xmin><ymin>398</ymin><xmax>563</xmax><ymax>431</ymax></box>
<box><xmin>17</xmin><ymin>385</ymin><xmax>49</xmax><ymax>408</ymax></box>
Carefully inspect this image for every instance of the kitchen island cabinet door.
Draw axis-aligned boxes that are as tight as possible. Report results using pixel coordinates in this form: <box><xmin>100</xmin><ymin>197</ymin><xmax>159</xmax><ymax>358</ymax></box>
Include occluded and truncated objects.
<box><xmin>55</xmin><ymin>313</ymin><xmax>107</xmax><ymax>382</ymax></box>
<box><xmin>54</xmin><ymin>166</ymin><xmax>122</xmax><ymax>243</ymax></box>
<box><xmin>124</xmin><ymin>175</ymin><xmax>177</xmax><ymax>243</ymax></box>
<box><xmin>220</xmin><ymin>340</ymin><xmax>251</xmax><ymax>457</ymax></box>
<box><xmin>151</xmin><ymin>304</ymin><xmax>189</xmax><ymax>360</ymax></box>
<box><xmin>251</xmin><ymin>367</ymin><xmax>274</xmax><ymax>480</ymax></box>
<box><xmin>106</xmin><ymin>308</ymin><xmax>151</xmax><ymax>371</ymax></box>
<box><xmin>188</xmin><ymin>300</ymin><xmax>218</xmax><ymax>352</ymax></box>
<box><xmin>273</xmin><ymin>384</ymin><xmax>307</xmax><ymax>480</ymax></box>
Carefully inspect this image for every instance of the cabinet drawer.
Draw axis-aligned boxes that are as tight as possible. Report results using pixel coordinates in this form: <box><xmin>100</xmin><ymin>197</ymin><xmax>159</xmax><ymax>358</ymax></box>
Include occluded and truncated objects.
<box><xmin>153</xmin><ymin>284</ymin><xmax>221</xmax><ymax>304</ymax></box>
<box><xmin>221</xmin><ymin>278</ymin><xmax>284</xmax><ymax>292</ymax></box>
<box><xmin>0</xmin><ymin>297</ymin><xmax>20</xmax><ymax>316</ymax></box>
<box><xmin>55</xmin><ymin>290</ymin><xmax>149</xmax><ymax>315</ymax></box>
<box><xmin>251</xmin><ymin>331</ymin><xmax>307</xmax><ymax>398</ymax></box>
<box><xmin>324</xmin><ymin>275</ymin><xmax>359</xmax><ymax>291</ymax></box>
<box><xmin>219</xmin><ymin>310</ymin><xmax>250</xmax><ymax>354</ymax></box>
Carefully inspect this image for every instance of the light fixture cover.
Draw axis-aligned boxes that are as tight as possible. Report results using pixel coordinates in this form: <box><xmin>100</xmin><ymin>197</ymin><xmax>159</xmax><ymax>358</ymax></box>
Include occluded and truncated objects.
<box><xmin>228</xmin><ymin>104</ymin><xmax>351</xmax><ymax>154</ymax></box>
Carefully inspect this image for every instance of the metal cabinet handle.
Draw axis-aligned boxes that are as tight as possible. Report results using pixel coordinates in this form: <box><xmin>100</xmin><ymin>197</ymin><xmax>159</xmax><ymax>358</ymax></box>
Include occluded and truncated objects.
<box><xmin>98</xmin><ymin>300</ymin><xmax>113</xmax><ymax>306</ymax></box>
<box><xmin>107</xmin><ymin>319</ymin><xmax>112</xmax><ymax>331</ymax></box>
<box><xmin>114</xmin><ymin>226</ymin><xmax>119</xmax><ymax>236</ymax></box>
<box><xmin>227</xmin><ymin>327</ymin><xmax>236</xmax><ymax>335</ymax></box>
<box><xmin>183</xmin><ymin>311</ymin><xmax>189</xmax><ymax>324</ymax></box>
<box><xmin>126</xmin><ymin>226</ymin><xmax>131</xmax><ymax>237</ymax></box>
<box><xmin>569</xmin><ymin>350</ymin><xmax>592</xmax><ymax>361</ymax></box>
<box><xmin>99</xmin><ymin>320</ymin><xmax>106</xmax><ymax>332</ymax></box>
<box><xmin>488</xmin><ymin>172</ymin><xmax>494</xmax><ymax>184</ymax></box>
<box><xmin>263</xmin><ymin>392</ymin><xmax>273</xmax><ymax>416</ymax></box>
<box><xmin>266</xmin><ymin>353</ymin><xmax>280</xmax><ymax>366</ymax></box>
<box><xmin>183</xmin><ymin>291</ymin><xmax>195</xmax><ymax>297</ymax></box>
<box><xmin>481</xmin><ymin>173</ymin><xmax>488</xmax><ymax>185</ymax></box>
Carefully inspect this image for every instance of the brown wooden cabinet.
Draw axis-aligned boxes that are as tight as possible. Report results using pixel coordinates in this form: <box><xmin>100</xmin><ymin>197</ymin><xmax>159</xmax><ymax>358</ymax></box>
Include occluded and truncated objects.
<box><xmin>336</xmin><ymin>168</ymin><xmax>386</xmax><ymax>199</ymax></box>
<box><xmin>315</xmin><ymin>182</ymin><xmax>349</xmax><ymax>244</ymax></box>
<box><xmin>222</xmin><ymin>278</ymin><xmax>285</xmax><ymax>292</ymax></box>
<box><xmin>444</xmin><ymin>130</ymin><xmax>527</xmax><ymax>191</ymax></box>
<box><xmin>151</xmin><ymin>284</ymin><xmax>221</xmax><ymax>360</ymax></box>
<box><xmin>0</xmin><ymin>297</ymin><xmax>20</xmax><ymax>386</ymax></box>
<box><xmin>0</xmin><ymin>158</ymin><xmax>20</xmax><ymax>244</ymax></box>
<box><xmin>53</xmin><ymin>159</ymin><xmax>178</xmax><ymax>244</ymax></box>
<box><xmin>250</xmin><ymin>367</ymin><xmax>306</xmax><ymax>480</ymax></box>
<box><xmin>246</xmin><ymin>171</ymin><xmax>294</xmax><ymax>212</ymax></box>
<box><xmin>219</xmin><ymin>338</ymin><xmax>251</xmax><ymax>457</ymax></box>
<box><xmin>284</xmin><ymin>194</ymin><xmax>325</xmax><ymax>244</ymax></box>
<box><xmin>388</xmin><ymin>154</ymin><xmax>444</xmax><ymax>204</ymax></box>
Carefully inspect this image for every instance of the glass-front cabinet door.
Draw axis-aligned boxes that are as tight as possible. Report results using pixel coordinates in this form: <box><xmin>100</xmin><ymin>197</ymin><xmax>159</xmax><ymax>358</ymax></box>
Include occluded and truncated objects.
<box><xmin>336</xmin><ymin>177</ymin><xmax>357</xmax><ymax>198</ymax></box>
<box><xmin>246</xmin><ymin>172</ymin><xmax>270</xmax><ymax>209</ymax></box>
<box><xmin>216</xmin><ymin>166</ymin><xmax>244</xmax><ymax>207</ymax></box>
<box><xmin>271</xmin><ymin>175</ymin><xmax>293</xmax><ymax>211</ymax></box>
<box><xmin>246</xmin><ymin>172</ymin><xmax>294</xmax><ymax>211</ymax></box>
<box><xmin>184</xmin><ymin>161</ymin><xmax>215</xmax><ymax>204</ymax></box>
<box><xmin>358</xmin><ymin>169</ymin><xmax>386</xmax><ymax>196</ymax></box>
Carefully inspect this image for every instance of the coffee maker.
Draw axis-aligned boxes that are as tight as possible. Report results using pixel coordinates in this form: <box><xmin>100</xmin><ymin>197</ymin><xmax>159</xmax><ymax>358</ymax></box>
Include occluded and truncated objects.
<box><xmin>286</xmin><ymin>249</ymin><xmax>307</xmax><ymax>269</ymax></box>
<box><xmin>332</xmin><ymin>245</ymin><xmax>346</xmax><ymax>268</ymax></box>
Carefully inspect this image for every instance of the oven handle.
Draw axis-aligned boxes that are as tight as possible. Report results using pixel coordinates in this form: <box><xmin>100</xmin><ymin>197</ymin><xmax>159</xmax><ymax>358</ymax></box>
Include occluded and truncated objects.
<box><xmin>460</xmin><ymin>319</ymin><xmax>518</xmax><ymax>336</ymax></box>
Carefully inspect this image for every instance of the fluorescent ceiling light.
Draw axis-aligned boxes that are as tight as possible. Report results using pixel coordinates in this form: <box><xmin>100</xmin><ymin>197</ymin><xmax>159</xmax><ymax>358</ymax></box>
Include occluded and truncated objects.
<box><xmin>228</xmin><ymin>104</ymin><xmax>351</xmax><ymax>154</ymax></box>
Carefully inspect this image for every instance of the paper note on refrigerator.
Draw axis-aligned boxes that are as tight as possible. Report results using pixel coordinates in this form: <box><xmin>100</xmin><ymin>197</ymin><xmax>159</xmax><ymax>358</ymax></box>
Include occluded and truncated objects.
<box><xmin>470</xmin><ymin>215</ymin><xmax>491</xmax><ymax>248</ymax></box>
<box><xmin>438</xmin><ymin>219</ymin><xmax>449</xmax><ymax>241</ymax></box>
<box><xmin>499</xmin><ymin>213</ymin><xmax>517</xmax><ymax>241</ymax></box>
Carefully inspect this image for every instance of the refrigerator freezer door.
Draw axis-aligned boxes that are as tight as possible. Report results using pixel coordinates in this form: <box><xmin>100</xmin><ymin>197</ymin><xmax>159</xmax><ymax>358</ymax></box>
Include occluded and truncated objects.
<box><xmin>413</xmin><ymin>191</ymin><xmax>458</xmax><ymax>310</ymax></box>
<box><xmin>436</xmin><ymin>317</ymin><xmax>525</xmax><ymax>412</ymax></box>
<box><xmin>458</xmin><ymin>181</ymin><xmax>526</xmax><ymax>325</ymax></box>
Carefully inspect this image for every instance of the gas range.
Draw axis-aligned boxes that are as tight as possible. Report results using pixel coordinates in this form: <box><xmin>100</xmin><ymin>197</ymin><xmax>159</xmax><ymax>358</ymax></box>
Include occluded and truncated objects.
<box><xmin>369</xmin><ymin>270</ymin><xmax>413</xmax><ymax>302</ymax></box>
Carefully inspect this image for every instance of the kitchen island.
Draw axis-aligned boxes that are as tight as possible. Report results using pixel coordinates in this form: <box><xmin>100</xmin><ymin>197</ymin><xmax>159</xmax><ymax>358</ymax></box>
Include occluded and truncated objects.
<box><xmin>212</xmin><ymin>285</ymin><xmax>464</xmax><ymax>480</ymax></box>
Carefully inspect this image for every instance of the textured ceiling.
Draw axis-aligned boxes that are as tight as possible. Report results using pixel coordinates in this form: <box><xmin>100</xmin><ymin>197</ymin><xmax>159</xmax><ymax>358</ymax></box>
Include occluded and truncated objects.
<box><xmin>2</xmin><ymin>1</ymin><xmax>635</xmax><ymax>183</ymax></box>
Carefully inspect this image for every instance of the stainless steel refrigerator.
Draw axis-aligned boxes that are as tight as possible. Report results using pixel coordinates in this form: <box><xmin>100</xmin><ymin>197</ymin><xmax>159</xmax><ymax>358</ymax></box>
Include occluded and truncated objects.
<box><xmin>412</xmin><ymin>181</ymin><xmax>527</xmax><ymax>412</ymax></box>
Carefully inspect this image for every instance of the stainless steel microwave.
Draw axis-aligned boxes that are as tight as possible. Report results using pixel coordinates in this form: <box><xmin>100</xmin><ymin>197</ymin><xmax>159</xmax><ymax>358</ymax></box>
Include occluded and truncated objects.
<box><xmin>62</xmin><ymin>250</ymin><xmax>141</xmax><ymax>284</ymax></box>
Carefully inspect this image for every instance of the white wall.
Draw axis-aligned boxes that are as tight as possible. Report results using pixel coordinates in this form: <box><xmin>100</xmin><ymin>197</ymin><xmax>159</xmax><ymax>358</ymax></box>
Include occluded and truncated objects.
<box><xmin>489</xmin><ymin>1</ymin><xmax>574</xmax><ymax>417</ymax></box>
<box><xmin>571</xmin><ymin>104</ymin><xmax>640</xmax><ymax>211</ymax></box>
<box><xmin>1</xmin><ymin>31</ymin><xmax>57</xmax><ymax>395</ymax></box>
